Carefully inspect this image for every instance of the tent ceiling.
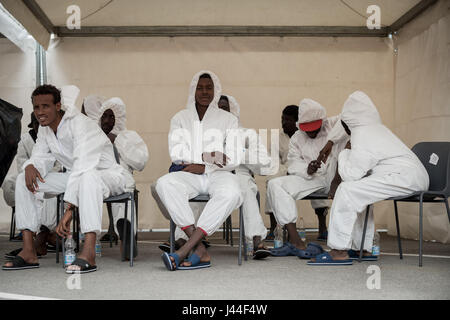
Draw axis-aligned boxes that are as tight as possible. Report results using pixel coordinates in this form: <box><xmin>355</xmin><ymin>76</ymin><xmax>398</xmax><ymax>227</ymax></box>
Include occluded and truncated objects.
<box><xmin>36</xmin><ymin>0</ymin><xmax>421</xmax><ymax>27</ymax></box>
<box><xmin>0</xmin><ymin>0</ymin><xmax>438</xmax><ymax>46</ymax></box>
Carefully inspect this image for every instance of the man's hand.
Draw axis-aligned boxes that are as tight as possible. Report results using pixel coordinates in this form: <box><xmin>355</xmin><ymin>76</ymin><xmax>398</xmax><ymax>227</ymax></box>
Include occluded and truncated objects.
<box><xmin>317</xmin><ymin>140</ymin><xmax>334</xmax><ymax>164</ymax></box>
<box><xmin>182</xmin><ymin>164</ymin><xmax>205</xmax><ymax>174</ymax></box>
<box><xmin>345</xmin><ymin>140</ymin><xmax>351</xmax><ymax>149</ymax></box>
<box><xmin>202</xmin><ymin>151</ymin><xmax>229</xmax><ymax>168</ymax></box>
<box><xmin>56</xmin><ymin>204</ymin><xmax>74</xmax><ymax>238</ymax></box>
<box><xmin>24</xmin><ymin>164</ymin><xmax>45</xmax><ymax>193</ymax></box>
<box><xmin>307</xmin><ymin>160</ymin><xmax>321</xmax><ymax>175</ymax></box>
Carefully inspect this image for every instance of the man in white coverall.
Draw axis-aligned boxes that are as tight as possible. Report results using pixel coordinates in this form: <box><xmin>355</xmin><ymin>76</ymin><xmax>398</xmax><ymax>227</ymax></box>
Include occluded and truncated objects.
<box><xmin>2</xmin><ymin>112</ymin><xmax>59</xmax><ymax>253</ymax></box>
<box><xmin>268</xmin><ymin>98</ymin><xmax>347</xmax><ymax>258</ymax></box>
<box><xmin>156</xmin><ymin>71</ymin><xmax>242</xmax><ymax>271</ymax></box>
<box><xmin>83</xmin><ymin>96</ymin><xmax>149</xmax><ymax>259</ymax></box>
<box><xmin>218</xmin><ymin>94</ymin><xmax>272</xmax><ymax>259</ymax></box>
<box><xmin>309</xmin><ymin>91</ymin><xmax>429</xmax><ymax>265</ymax></box>
<box><xmin>2</xmin><ymin>84</ymin><xmax>134</xmax><ymax>273</ymax></box>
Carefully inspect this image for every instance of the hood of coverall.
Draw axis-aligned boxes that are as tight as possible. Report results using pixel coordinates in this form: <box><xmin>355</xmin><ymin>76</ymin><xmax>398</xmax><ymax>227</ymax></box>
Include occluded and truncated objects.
<box><xmin>341</xmin><ymin>91</ymin><xmax>382</xmax><ymax>130</ymax></box>
<box><xmin>97</xmin><ymin>97</ymin><xmax>127</xmax><ymax>136</ymax></box>
<box><xmin>185</xmin><ymin>70</ymin><xmax>222</xmax><ymax>111</ymax></box>
<box><xmin>59</xmin><ymin>85</ymin><xmax>81</xmax><ymax>119</ymax></box>
<box><xmin>83</xmin><ymin>94</ymin><xmax>105</xmax><ymax>120</ymax></box>
<box><xmin>296</xmin><ymin>98</ymin><xmax>327</xmax><ymax>130</ymax></box>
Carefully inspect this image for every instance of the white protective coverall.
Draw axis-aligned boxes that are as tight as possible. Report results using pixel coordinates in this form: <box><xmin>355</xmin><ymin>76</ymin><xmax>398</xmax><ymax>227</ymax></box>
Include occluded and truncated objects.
<box><xmin>264</xmin><ymin>131</ymin><xmax>290</xmax><ymax>215</ymax></box>
<box><xmin>2</xmin><ymin>132</ymin><xmax>59</xmax><ymax>231</ymax></box>
<box><xmin>267</xmin><ymin>98</ymin><xmax>347</xmax><ymax>226</ymax></box>
<box><xmin>327</xmin><ymin>91</ymin><xmax>429</xmax><ymax>251</ymax></box>
<box><xmin>155</xmin><ymin>70</ymin><xmax>243</xmax><ymax>236</ymax></box>
<box><xmin>227</xmin><ymin>95</ymin><xmax>271</xmax><ymax>241</ymax></box>
<box><xmin>15</xmin><ymin>90</ymin><xmax>135</xmax><ymax>235</ymax></box>
<box><xmin>90</xmin><ymin>97</ymin><xmax>149</xmax><ymax>234</ymax></box>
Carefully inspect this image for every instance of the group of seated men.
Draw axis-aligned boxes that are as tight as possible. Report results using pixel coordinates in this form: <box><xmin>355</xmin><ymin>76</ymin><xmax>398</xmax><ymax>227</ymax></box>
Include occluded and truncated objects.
<box><xmin>2</xmin><ymin>70</ymin><xmax>429</xmax><ymax>273</ymax></box>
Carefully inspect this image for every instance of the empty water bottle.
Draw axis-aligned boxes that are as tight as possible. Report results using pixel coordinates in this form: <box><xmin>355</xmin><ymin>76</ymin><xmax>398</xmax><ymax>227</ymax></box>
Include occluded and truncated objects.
<box><xmin>274</xmin><ymin>224</ymin><xmax>283</xmax><ymax>249</ymax></box>
<box><xmin>298</xmin><ymin>217</ymin><xmax>306</xmax><ymax>242</ymax></box>
<box><xmin>372</xmin><ymin>231</ymin><xmax>380</xmax><ymax>256</ymax></box>
<box><xmin>64</xmin><ymin>235</ymin><xmax>76</xmax><ymax>266</ymax></box>
<box><xmin>95</xmin><ymin>238</ymin><xmax>102</xmax><ymax>257</ymax></box>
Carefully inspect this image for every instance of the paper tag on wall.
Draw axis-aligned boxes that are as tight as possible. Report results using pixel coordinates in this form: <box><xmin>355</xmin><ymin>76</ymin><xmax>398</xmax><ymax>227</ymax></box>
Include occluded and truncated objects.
<box><xmin>429</xmin><ymin>153</ymin><xmax>439</xmax><ymax>165</ymax></box>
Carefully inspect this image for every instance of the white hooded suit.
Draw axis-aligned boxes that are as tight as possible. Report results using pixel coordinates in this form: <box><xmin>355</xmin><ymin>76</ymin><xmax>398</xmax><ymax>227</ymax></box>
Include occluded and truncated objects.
<box><xmin>267</xmin><ymin>99</ymin><xmax>347</xmax><ymax>226</ymax></box>
<box><xmin>155</xmin><ymin>71</ymin><xmax>242</xmax><ymax>236</ymax></box>
<box><xmin>327</xmin><ymin>91</ymin><xmax>429</xmax><ymax>251</ymax></box>
<box><xmin>15</xmin><ymin>88</ymin><xmax>134</xmax><ymax>235</ymax></box>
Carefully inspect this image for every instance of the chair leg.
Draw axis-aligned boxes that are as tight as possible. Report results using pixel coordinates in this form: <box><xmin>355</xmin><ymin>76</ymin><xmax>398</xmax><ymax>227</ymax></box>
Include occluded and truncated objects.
<box><xmin>238</xmin><ymin>207</ymin><xmax>243</xmax><ymax>265</ymax></box>
<box><xmin>106</xmin><ymin>202</ymin><xmax>114</xmax><ymax>248</ymax></box>
<box><xmin>359</xmin><ymin>205</ymin><xmax>370</xmax><ymax>263</ymax></box>
<box><xmin>56</xmin><ymin>197</ymin><xmax>60</xmax><ymax>264</ymax></box>
<box><xmin>444</xmin><ymin>197</ymin><xmax>450</xmax><ymax>224</ymax></box>
<box><xmin>419</xmin><ymin>194</ymin><xmax>424</xmax><ymax>267</ymax></box>
<box><xmin>229</xmin><ymin>215</ymin><xmax>234</xmax><ymax>247</ymax></box>
<box><xmin>9</xmin><ymin>207</ymin><xmax>15</xmax><ymax>241</ymax></box>
<box><xmin>241</xmin><ymin>208</ymin><xmax>247</xmax><ymax>262</ymax></box>
<box><xmin>135</xmin><ymin>190</ymin><xmax>139</xmax><ymax>241</ymax></box>
<box><xmin>169</xmin><ymin>219</ymin><xmax>175</xmax><ymax>253</ymax></box>
<box><xmin>130</xmin><ymin>195</ymin><xmax>135</xmax><ymax>267</ymax></box>
<box><xmin>223</xmin><ymin>222</ymin><xmax>226</xmax><ymax>240</ymax></box>
<box><xmin>60</xmin><ymin>196</ymin><xmax>66</xmax><ymax>268</ymax></box>
<box><xmin>122</xmin><ymin>200</ymin><xmax>129</xmax><ymax>262</ymax></box>
<box><xmin>393</xmin><ymin>200</ymin><xmax>403</xmax><ymax>259</ymax></box>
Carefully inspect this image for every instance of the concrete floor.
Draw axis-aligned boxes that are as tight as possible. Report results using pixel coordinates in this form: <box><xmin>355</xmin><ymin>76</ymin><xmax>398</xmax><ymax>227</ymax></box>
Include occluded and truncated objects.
<box><xmin>0</xmin><ymin>232</ymin><xmax>449</xmax><ymax>300</ymax></box>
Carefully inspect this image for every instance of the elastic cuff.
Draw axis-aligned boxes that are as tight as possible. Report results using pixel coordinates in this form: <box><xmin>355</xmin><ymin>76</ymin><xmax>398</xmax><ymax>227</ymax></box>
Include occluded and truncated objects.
<box><xmin>181</xmin><ymin>225</ymin><xmax>193</xmax><ymax>231</ymax></box>
<box><xmin>197</xmin><ymin>227</ymin><xmax>208</xmax><ymax>236</ymax></box>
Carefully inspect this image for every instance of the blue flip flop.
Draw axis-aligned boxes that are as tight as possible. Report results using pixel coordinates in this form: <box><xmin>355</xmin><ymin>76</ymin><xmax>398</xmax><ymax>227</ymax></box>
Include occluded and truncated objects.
<box><xmin>307</xmin><ymin>252</ymin><xmax>353</xmax><ymax>266</ymax></box>
<box><xmin>347</xmin><ymin>250</ymin><xmax>378</xmax><ymax>261</ymax></box>
<box><xmin>161</xmin><ymin>252</ymin><xmax>181</xmax><ymax>271</ymax></box>
<box><xmin>178</xmin><ymin>253</ymin><xmax>211</xmax><ymax>270</ymax></box>
<box><xmin>270</xmin><ymin>242</ymin><xmax>297</xmax><ymax>257</ymax></box>
<box><xmin>297</xmin><ymin>242</ymin><xmax>325</xmax><ymax>259</ymax></box>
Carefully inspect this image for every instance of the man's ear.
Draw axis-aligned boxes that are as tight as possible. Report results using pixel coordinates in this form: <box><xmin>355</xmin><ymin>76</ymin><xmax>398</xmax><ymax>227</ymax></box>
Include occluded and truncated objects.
<box><xmin>56</xmin><ymin>102</ymin><xmax>62</xmax><ymax>111</ymax></box>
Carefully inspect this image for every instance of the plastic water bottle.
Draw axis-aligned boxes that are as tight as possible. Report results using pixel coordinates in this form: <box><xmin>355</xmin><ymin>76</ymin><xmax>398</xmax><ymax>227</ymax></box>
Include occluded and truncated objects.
<box><xmin>372</xmin><ymin>231</ymin><xmax>380</xmax><ymax>256</ymax></box>
<box><xmin>64</xmin><ymin>235</ymin><xmax>76</xmax><ymax>266</ymax></box>
<box><xmin>298</xmin><ymin>217</ymin><xmax>306</xmax><ymax>242</ymax></box>
<box><xmin>79</xmin><ymin>231</ymin><xmax>85</xmax><ymax>243</ymax></box>
<box><xmin>95</xmin><ymin>238</ymin><xmax>102</xmax><ymax>257</ymax></box>
<box><xmin>274</xmin><ymin>224</ymin><xmax>283</xmax><ymax>249</ymax></box>
<box><xmin>246</xmin><ymin>240</ymin><xmax>253</xmax><ymax>257</ymax></box>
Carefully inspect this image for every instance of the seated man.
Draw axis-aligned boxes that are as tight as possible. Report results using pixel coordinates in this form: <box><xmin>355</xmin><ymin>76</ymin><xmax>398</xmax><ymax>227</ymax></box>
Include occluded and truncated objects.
<box><xmin>2</xmin><ymin>84</ymin><xmax>134</xmax><ymax>273</ymax></box>
<box><xmin>309</xmin><ymin>91</ymin><xmax>429</xmax><ymax>265</ymax></box>
<box><xmin>264</xmin><ymin>105</ymin><xmax>297</xmax><ymax>240</ymax></box>
<box><xmin>156</xmin><ymin>71</ymin><xmax>242</xmax><ymax>270</ymax></box>
<box><xmin>267</xmin><ymin>98</ymin><xmax>347</xmax><ymax>258</ymax></box>
<box><xmin>3</xmin><ymin>112</ymin><xmax>59</xmax><ymax>256</ymax></box>
<box><xmin>82</xmin><ymin>96</ymin><xmax>149</xmax><ymax>259</ymax></box>
<box><xmin>218</xmin><ymin>94</ymin><xmax>272</xmax><ymax>259</ymax></box>
<box><xmin>265</xmin><ymin>104</ymin><xmax>331</xmax><ymax>241</ymax></box>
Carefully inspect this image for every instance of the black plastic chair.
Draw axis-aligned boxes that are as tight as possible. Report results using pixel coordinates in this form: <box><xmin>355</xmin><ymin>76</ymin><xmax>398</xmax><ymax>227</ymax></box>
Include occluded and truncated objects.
<box><xmin>169</xmin><ymin>194</ymin><xmax>247</xmax><ymax>265</ymax></box>
<box><xmin>359</xmin><ymin>142</ymin><xmax>450</xmax><ymax>267</ymax></box>
<box><xmin>56</xmin><ymin>189</ymin><xmax>138</xmax><ymax>267</ymax></box>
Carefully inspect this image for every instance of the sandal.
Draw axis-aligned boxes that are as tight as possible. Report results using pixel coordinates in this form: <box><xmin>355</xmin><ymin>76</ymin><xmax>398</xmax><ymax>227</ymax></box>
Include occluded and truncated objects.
<box><xmin>5</xmin><ymin>248</ymin><xmax>44</xmax><ymax>260</ymax></box>
<box><xmin>297</xmin><ymin>242</ymin><xmax>324</xmax><ymax>259</ymax></box>
<box><xmin>65</xmin><ymin>258</ymin><xmax>97</xmax><ymax>274</ymax></box>
<box><xmin>2</xmin><ymin>255</ymin><xmax>40</xmax><ymax>271</ymax></box>
<box><xmin>161</xmin><ymin>252</ymin><xmax>181</xmax><ymax>271</ymax></box>
<box><xmin>178</xmin><ymin>253</ymin><xmax>211</xmax><ymax>270</ymax></box>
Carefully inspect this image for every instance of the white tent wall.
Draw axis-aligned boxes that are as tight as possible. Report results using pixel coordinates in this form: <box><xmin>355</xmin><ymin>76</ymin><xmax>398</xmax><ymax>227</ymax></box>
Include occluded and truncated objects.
<box><xmin>388</xmin><ymin>0</ymin><xmax>450</xmax><ymax>243</ymax></box>
<box><xmin>0</xmin><ymin>37</ymin><xmax>36</xmax><ymax>233</ymax></box>
<box><xmin>42</xmin><ymin>36</ymin><xmax>394</xmax><ymax>232</ymax></box>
